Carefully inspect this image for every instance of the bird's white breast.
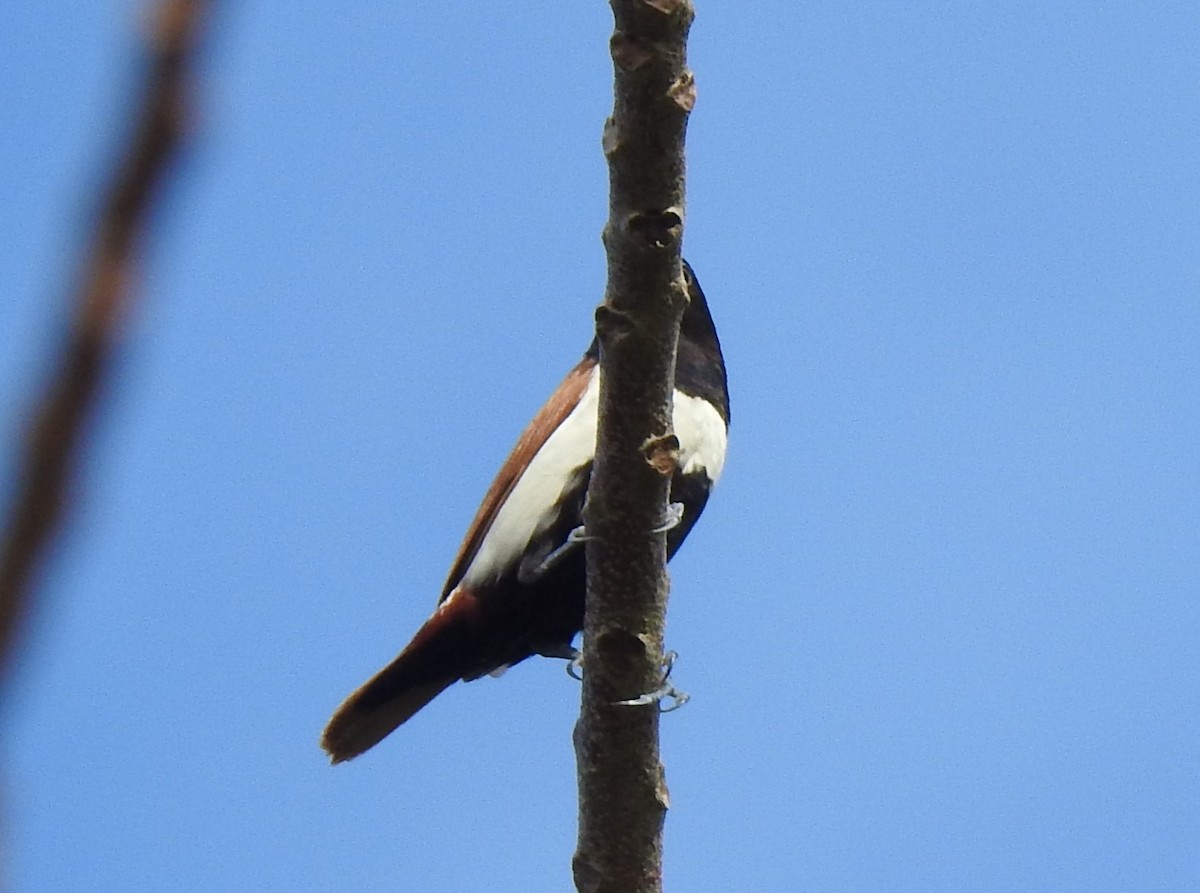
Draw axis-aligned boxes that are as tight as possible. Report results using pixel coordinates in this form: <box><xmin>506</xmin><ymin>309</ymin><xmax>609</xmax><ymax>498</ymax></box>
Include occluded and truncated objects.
<box><xmin>673</xmin><ymin>390</ymin><xmax>728</xmax><ymax>482</ymax></box>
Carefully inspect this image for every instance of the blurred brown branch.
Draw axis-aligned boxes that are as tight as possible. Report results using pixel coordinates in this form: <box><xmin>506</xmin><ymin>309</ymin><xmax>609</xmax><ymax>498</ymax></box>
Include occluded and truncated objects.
<box><xmin>0</xmin><ymin>0</ymin><xmax>213</xmax><ymax>688</ymax></box>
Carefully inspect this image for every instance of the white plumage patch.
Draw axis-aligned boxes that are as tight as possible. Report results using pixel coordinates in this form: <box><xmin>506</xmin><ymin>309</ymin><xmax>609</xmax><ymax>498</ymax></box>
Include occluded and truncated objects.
<box><xmin>673</xmin><ymin>391</ymin><xmax>728</xmax><ymax>482</ymax></box>
<box><xmin>461</xmin><ymin>369</ymin><xmax>728</xmax><ymax>587</ymax></box>
<box><xmin>462</xmin><ymin>370</ymin><xmax>602</xmax><ymax>587</ymax></box>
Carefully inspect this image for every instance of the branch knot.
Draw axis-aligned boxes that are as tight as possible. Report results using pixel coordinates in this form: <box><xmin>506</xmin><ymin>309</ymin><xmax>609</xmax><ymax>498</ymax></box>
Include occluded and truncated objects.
<box><xmin>594</xmin><ymin>304</ymin><xmax>635</xmax><ymax>347</ymax></box>
<box><xmin>667</xmin><ymin>71</ymin><xmax>697</xmax><ymax>112</ymax></box>
<box><xmin>626</xmin><ymin>208</ymin><xmax>683</xmax><ymax>250</ymax></box>
<box><xmin>642</xmin><ymin>434</ymin><xmax>680</xmax><ymax>477</ymax></box>
<box><xmin>610</xmin><ymin>32</ymin><xmax>656</xmax><ymax>71</ymax></box>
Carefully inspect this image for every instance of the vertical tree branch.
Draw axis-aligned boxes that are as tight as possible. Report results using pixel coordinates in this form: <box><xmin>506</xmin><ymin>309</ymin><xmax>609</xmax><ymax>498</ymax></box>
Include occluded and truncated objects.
<box><xmin>0</xmin><ymin>0</ymin><xmax>213</xmax><ymax>687</ymax></box>
<box><xmin>573</xmin><ymin>1</ymin><xmax>695</xmax><ymax>892</ymax></box>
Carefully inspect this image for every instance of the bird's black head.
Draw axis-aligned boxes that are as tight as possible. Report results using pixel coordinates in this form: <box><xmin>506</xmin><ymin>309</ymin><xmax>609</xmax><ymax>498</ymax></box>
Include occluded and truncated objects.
<box><xmin>580</xmin><ymin>261</ymin><xmax>729</xmax><ymax>424</ymax></box>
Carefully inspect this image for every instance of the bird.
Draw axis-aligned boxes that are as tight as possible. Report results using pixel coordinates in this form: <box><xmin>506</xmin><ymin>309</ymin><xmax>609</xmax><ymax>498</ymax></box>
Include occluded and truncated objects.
<box><xmin>321</xmin><ymin>262</ymin><xmax>729</xmax><ymax>763</ymax></box>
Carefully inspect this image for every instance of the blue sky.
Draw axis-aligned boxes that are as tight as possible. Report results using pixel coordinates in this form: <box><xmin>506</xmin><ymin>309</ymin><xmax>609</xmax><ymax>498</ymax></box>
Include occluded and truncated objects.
<box><xmin>3</xmin><ymin>2</ymin><xmax>1198</xmax><ymax>891</ymax></box>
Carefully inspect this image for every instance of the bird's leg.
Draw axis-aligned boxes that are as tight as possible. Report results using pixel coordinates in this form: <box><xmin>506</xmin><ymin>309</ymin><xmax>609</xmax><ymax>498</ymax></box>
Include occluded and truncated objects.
<box><xmin>533</xmin><ymin>640</ymin><xmax>579</xmax><ymax>662</ymax></box>
<box><xmin>538</xmin><ymin>642</ymin><xmax>583</xmax><ymax>679</ymax></box>
<box><xmin>521</xmin><ymin>526</ymin><xmax>591</xmax><ymax>583</ymax></box>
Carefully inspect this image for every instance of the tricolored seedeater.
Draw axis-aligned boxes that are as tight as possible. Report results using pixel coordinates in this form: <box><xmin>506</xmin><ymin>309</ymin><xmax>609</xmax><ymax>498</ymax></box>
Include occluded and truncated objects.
<box><xmin>322</xmin><ymin>262</ymin><xmax>729</xmax><ymax>762</ymax></box>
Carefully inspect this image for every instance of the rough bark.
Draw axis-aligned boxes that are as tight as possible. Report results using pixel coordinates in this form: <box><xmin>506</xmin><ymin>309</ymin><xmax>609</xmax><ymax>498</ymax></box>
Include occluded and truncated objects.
<box><xmin>0</xmin><ymin>0</ymin><xmax>212</xmax><ymax>687</ymax></box>
<box><xmin>573</xmin><ymin>1</ymin><xmax>695</xmax><ymax>891</ymax></box>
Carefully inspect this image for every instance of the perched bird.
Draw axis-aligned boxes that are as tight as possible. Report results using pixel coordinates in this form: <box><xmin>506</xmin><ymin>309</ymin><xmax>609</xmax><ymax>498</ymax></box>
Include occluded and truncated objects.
<box><xmin>321</xmin><ymin>262</ymin><xmax>729</xmax><ymax>762</ymax></box>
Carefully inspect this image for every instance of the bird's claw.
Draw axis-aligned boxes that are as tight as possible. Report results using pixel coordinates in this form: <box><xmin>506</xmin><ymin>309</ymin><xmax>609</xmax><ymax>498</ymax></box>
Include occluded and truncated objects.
<box><xmin>651</xmin><ymin>503</ymin><xmax>685</xmax><ymax>535</ymax></box>
<box><xmin>612</xmin><ymin>650</ymin><xmax>691</xmax><ymax>712</ymax></box>
<box><xmin>560</xmin><ymin>503</ymin><xmax>684</xmax><ymax>552</ymax></box>
<box><xmin>566</xmin><ymin>653</ymin><xmax>585</xmax><ymax>680</ymax></box>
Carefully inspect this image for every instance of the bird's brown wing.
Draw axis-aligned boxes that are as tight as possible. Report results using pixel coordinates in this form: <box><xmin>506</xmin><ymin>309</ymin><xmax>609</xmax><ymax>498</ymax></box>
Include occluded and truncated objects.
<box><xmin>438</xmin><ymin>354</ymin><xmax>598</xmax><ymax>602</ymax></box>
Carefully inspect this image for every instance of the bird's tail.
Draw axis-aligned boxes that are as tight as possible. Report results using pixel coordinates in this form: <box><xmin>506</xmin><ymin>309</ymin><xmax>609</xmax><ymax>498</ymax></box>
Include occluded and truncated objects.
<box><xmin>321</xmin><ymin>592</ymin><xmax>482</xmax><ymax>763</ymax></box>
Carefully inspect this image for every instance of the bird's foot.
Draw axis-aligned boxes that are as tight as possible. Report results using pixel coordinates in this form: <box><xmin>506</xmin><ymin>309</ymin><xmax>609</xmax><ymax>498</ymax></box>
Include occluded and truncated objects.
<box><xmin>527</xmin><ymin>504</ymin><xmax>685</xmax><ymax>582</ymax></box>
<box><xmin>566</xmin><ymin>524</ymin><xmax>594</xmax><ymax>544</ymax></box>
<box><xmin>651</xmin><ymin>502</ymin><xmax>685</xmax><ymax>535</ymax></box>
<box><xmin>612</xmin><ymin>650</ymin><xmax>691</xmax><ymax>712</ymax></box>
<box><xmin>559</xmin><ymin>501</ymin><xmax>684</xmax><ymax>554</ymax></box>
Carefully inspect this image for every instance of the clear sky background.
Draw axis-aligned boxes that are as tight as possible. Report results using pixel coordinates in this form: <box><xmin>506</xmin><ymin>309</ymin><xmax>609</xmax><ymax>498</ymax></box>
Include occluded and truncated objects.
<box><xmin>2</xmin><ymin>3</ymin><xmax>1198</xmax><ymax>891</ymax></box>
